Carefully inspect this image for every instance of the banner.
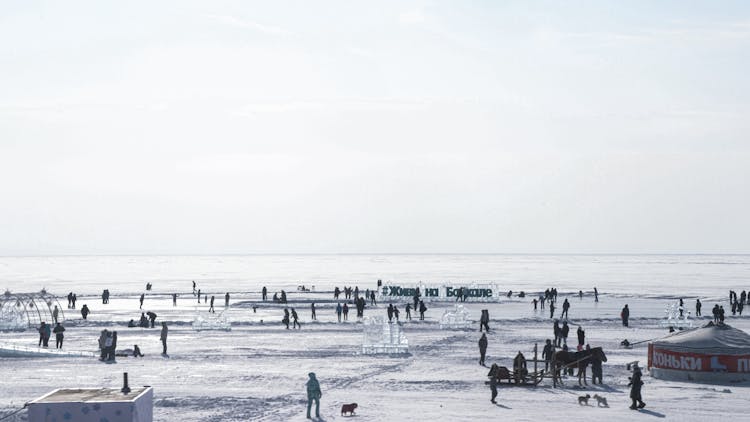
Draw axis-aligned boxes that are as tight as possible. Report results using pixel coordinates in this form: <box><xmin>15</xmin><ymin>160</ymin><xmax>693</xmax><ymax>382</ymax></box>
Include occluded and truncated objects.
<box><xmin>378</xmin><ymin>283</ymin><xmax>500</xmax><ymax>302</ymax></box>
<box><xmin>648</xmin><ymin>344</ymin><xmax>750</xmax><ymax>373</ymax></box>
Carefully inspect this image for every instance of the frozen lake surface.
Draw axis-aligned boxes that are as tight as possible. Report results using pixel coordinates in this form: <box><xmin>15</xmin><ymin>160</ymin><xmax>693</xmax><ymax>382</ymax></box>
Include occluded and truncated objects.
<box><xmin>1</xmin><ymin>255</ymin><xmax>749</xmax><ymax>421</ymax></box>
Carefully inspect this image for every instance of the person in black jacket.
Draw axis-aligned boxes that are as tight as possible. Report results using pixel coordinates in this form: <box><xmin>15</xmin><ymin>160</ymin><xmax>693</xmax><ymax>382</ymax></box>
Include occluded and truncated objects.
<box><xmin>478</xmin><ymin>333</ymin><xmax>488</xmax><ymax>366</ymax></box>
<box><xmin>621</xmin><ymin>304</ymin><xmax>630</xmax><ymax>327</ymax></box>
<box><xmin>561</xmin><ymin>321</ymin><xmax>570</xmax><ymax>346</ymax></box>
<box><xmin>53</xmin><ymin>323</ymin><xmax>65</xmax><ymax>349</ymax></box>
<box><xmin>628</xmin><ymin>364</ymin><xmax>645</xmax><ymax>409</ymax></box>
<box><xmin>542</xmin><ymin>339</ymin><xmax>554</xmax><ymax>371</ymax></box>
<box><xmin>81</xmin><ymin>304</ymin><xmax>90</xmax><ymax>320</ymax></box>
<box><xmin>577</xmin><ymin>326</ymin><xmax>585</xmax><ymax>347</ymax></box>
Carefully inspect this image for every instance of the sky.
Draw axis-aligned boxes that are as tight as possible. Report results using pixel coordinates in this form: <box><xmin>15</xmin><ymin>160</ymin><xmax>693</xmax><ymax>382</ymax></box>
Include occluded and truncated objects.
<box><xmin>1</xmin><ymin>0</ymin><xmax>749</xmax><ymax>255</ymax></box>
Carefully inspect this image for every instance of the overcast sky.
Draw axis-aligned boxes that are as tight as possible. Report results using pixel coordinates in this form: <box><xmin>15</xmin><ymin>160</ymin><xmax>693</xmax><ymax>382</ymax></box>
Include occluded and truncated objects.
<box><xmin>1</xmin><ymin>1</ymin><xmax>749</xmax><ymax>255</ymax></box>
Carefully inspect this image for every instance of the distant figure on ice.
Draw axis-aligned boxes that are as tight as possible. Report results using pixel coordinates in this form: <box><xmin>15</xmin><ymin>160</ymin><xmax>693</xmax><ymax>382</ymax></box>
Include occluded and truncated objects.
<box><xmin>292</xmin><ymin>308</ymin><xmax>300</xmax><ymax>329</ymax></box>
<box><xmin>280</xmin><ymin>290</ymin><xmax>287</xmax><ymax>304</ymax></box>
<box><xmin>192</xmin><ymin>280</ymin><xmax>196</xmax><ymax>295</ymax></box>
<box><xmin>197</xmin><ymin>289</ymin><xmax>201</xmax><ymax>303</ymax></box>
<box><xmin>532</xmin><ymin>298</ymin><xmax>538</xmax><ymax>310</ymax></box>
<box><xmin>628</xmin><ymin>364</ymin><xmax>645</xmax><ymax>409</ymax></box>
<box><xmin>336</xmin><ymin>303</ymin><xmax>342</xmax><ymax>322</ymax></box>
<box><xmin>590</xmin><ymin>345</ymin><xmax>604</xmax><ymax>384</ymax></box>
<box><xmin>139</xmin><ymin>313</ymin><xmax>149</xmax><ymax>328</ymax></box>
<box><xmin>334</xmin><ymin>287</ymin><xmax>341</xmax><ymax>299</ymax></box>
<box><xmin>204</xmin><ymin>294</ymin><xmax>208</xmax><ymax>303</ymax></box>
<box><xmin>405</xmin><ymin>303</ymin><xmax>412</xmax><ymax>320</ymax></box>
<box><xmin>478</xmin><ymin>333</ymin><xmax>488</xmax><ymax>366</ymax></box>
<box><xmin>578</xmin><ymin>290</ymin><xmax>583</xmax><ymax>300</ymax></box>
<box><xmin>225</xmin><ymin>292</ymin><xmax>230</xmax><ymax>307</ymax></box>
<box><xmin>67</xmin><ymin>292</ymin><xmax>73</xmax><ymax>309</ymax></box>
<box><xmin>621</xmin><ymin>304</ymin><xmax>630</xmax><ymax>327</ymax></box>
<box><xmin>52</xmin><ymin>305</ymin><xmax>59</xmax><ymax>324</ymax></box>
<box><xmin>549</xmin><ymin>301</ymin><xmax>555</xmax><ymax>319</ymax></box>
<box><xmin>393</xmin><ymin>306</ymin><xmax>400</xmax><ymax>321</ymax></box>
<box><xmin>343</xmin><ymin>303</ymin><xmax>349</xmax><ymax>321</ymax></box>
<box><xmin>81</xmin><ymin>304</ymin><xmax>90</xmax><ymax>320</ymax></box>
<box><xmin>262</xmin><ymin>286</ymin><xmax>268</xmax><ymax>301</ymax></box>
<box><xmin>387</xmin><ymin>304</ymin><xmax>394</xmax><ymax>322</ymax></box>
<box><xmin>696</xmin><ymin>299</ymin><xmax>702</xmax><ymax>316</ymax></box>
<box><xmin>139</xmin><ymin>293</ymin><xmax>145</xmax><ymax>309</ymax></box>
<box><xmin>311</xmin><ymin>302</ymin><xmax>316</xmax><ymax>320</ymax></box>
<box><xmin>133</xmin><ymin>344</ymin><xmax>144</xmax><ymax>357</ymax></box>
<box><xmin>370</xmin><ymin>290</ymin><xmax>376</xmax><ymax>305</ymax></box>
<box><xmin>419</xmin><ymin>300</ymin><xmax>427</xmax><ymax>320</ymax></box>
<box><xmin>209</xmin><ymin>296</ymin><xmax>215</xmax><ymax>313</ymax></box>
<box><xmin>480</xmin><ymin>309</ymin><xmax>490</xmax><ymax>332</ymax></box>
<box><xmin>553</xmin><ymin>320</ymin><xmax>562</xmax><ymax>347</ymax></box>
<box><xmin>306</xmin><ymin>372</ymin><xmax>322</xmax><ymax>419</ymax></box>
<box><xmin>98</xmin><ymin>329</ymin><xmax>109</xmax><ymax>359</ymax></box>
<box><xmin>594</xmin><ymin>287</ymin><xmax>599</xmax><ymax>302</ymax></box>
<box><xmin>577</xmin><ymin>326</ymin><xmax>585</xmax><ymax>347</ymax></box>
<box><xmin>160</xmin><ymin>322</ymin><xmax>168</xmax><ymax>355</ymax></box>
<box><xmin>283</xmin><ymin>308</ymin><xmax>290</xmax><ymax>329</ymax></box>
<box><xmin>719</xmin><ymin>305</ymin><xmax>726</xmax><ymax>323</ymax></box>
<box><xmin>53</xmin><ymin>322</ymin><xmax>65</xmax><ymax>349</ymax></box>
<box><xmin>72</xmin><ymin>293</ymin><xmax>77</xmax><ymax>309</ymax></box>
<box><xmin>106</xmin><ymin>331</ymin><xmax>118</xmax><ymax>361</ymax></box>
<box><xmin>38</xmin><ymin>322</ymin><xmax>50</xmax><ymax>347</ymax></box>
<box><xmin>712</xmin><ymin>304</ymin><xmax>720</xmax><ymax>323</ymax></box>
<box><xmin>542</xmin><ymin>339</ymin><xmax>554</xmax><ymax>371</ymax></box>
<box><xmin>413</xmin><ymin>288</ymin><xmax>420</xmax><ymax>313</ymax></box>
<box><xmin>561</xmin><ymin>299</ymin><xmax>570</xmax><ymax>319</ymax></box>
<box><xmin>147</xmin><ymin>311</ymin><xmax>157</xmax><ymax>328</ymax></box>
<box><xmin>561</xmin><ymin>321</ymin><xmax>570</xmax><ymax>346</ymax></box>
<box><xmin>489</xmin><ymin>366</ymin><xmax>499</xmax><ymax>404</ymax></box>
<box><xmin>173</xmin><ymin>293</ymin><xmax>178</xmax><ymax>306</ymax></box>
<box><xmin>146</xmin><ymin>282</ymin><xmax>152</xmax><ymax>291</ymax></box>
<box><xmin>102</xmin><ymin>289</ymin><xmax>110</xmax><ymax>304</ymax></box>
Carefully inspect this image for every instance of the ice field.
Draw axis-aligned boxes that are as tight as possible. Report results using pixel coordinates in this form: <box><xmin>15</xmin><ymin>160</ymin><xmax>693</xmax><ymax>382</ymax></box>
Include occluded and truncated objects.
<box><xmin>1</xmin><ymin>255</ymin><xmax>750</xmax><ymax>421</ymax></box>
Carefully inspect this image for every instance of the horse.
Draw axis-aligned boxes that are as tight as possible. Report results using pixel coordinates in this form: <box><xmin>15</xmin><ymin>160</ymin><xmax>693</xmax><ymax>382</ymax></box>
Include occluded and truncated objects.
<box><xmin>551</xmin><ymin>347</ymin><xmax>607</xmax><ymax>387</ymax></box>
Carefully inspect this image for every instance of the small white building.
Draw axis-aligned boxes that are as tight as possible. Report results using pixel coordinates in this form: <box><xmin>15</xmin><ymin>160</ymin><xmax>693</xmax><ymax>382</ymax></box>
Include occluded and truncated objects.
<box><xmin>28</xmin><ymin>387</ymin><xmax>153</xmax><ymax>422</ymax></box>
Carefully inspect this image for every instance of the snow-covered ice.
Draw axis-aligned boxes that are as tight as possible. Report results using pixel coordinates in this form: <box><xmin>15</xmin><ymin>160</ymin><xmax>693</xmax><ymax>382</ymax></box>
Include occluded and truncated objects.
<box><xmin>1</xmin><ymin>255</ymin><xmax>749</xmax><ymax>421</ymax></box>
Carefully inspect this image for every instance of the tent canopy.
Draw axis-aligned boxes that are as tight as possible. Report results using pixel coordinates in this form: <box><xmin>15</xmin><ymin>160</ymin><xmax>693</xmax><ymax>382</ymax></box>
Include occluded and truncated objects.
<box><xmin>652</xmin><ymin>322</ymin><xmax>750</xmax><ymax>354</ymax></box>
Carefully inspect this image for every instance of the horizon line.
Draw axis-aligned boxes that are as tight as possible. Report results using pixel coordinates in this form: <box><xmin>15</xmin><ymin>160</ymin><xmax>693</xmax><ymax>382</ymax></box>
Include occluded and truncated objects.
<box><xmin>1</xmin><ymin>252</ymin><xmax>749</xmax><ymax>258</ymax></box>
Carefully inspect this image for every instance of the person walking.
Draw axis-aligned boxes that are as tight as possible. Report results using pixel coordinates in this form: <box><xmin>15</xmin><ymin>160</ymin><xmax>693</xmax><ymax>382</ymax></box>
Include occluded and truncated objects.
<box><xmin>262</xmin><ymin>286</ymin><xmax>267</xmax><ymax>301</ymax></box>
<box><xmin>225</xmin><ymin>292</ymin><xmax>230</xmax><ymax>307</ymax></box>
<box><xmin>549</xmin><ymin>301</ymin><xmax>555</xmax><ymax>319</ymax></box>
<box><xmin>310</xmin><ymin>302</ymin><xmax>316</xmax><ymax>320</ymax></box>
<box><xmin>387</xmin><ymin>304</ymin><xmax>394</xmax><ymax>322</ymax></box>
<box><xmin>480</xmin><ymin>310</ymin><xmax>490</xmax><ymax>332</ymax></box>
<box><xmin>370</xmin><ymin>290</ymin><xmax>376</xmax><ymax>306</ymax></box>
<box><xmin>419</xmin><ymin>300</ymin><xmax>427</xmax><ymax>320</ymax></box>
<box><xmin>594</xmin><ymin>287</ymin><xmax>599</xmax><ymax>302</ymax></box>
<box><xmin>561</xmin><ymin>299</ymin><xmax>570</xmax><ymax>319</ymax></box>
<box><xmin>160</xmin><ymin>322</ymin><xmax>168</xmax><ymax>356</ymax></box>
<box><xmin>192</xmin><ymin>280</ymin><xmax>196</xmax><ymax>295</ymax></box>
<box><xmin>209</xmin><ymin>296</ymin><xmax>215</xmax><ymax>313</ymax></box>
<box><xmin>621</xmin><ymin>304</ymin><xmax>630</xmax><ymax>327</ymax></box>
<box><xmin>173</xmin><ymin>293</ymin><xmax>178</xmax><ymax>306</ymax></box>
<box><xmin>393</xmin><ymin>306</ymin><xmax>400</xmax><ymax>321</ymax></box>
<box><xmin>292</xmin><ymin>308</ymin><xmax>301</xmax><ymax>329</ymax></box>
<box><xmin>81</xmin><ymin>304</ymin><xmax>90</xmax><ymax>320</ymax></box>
<box><xmin>52</xmin><ymin>306</ymin><xmax>59</xmax><ymax>324</ymax></box>
<box><xmin>628</xmin><ymin>364</ymin><xmax>646</xmax><ymax>409</ymax></box>
<box><xmin>53</xmin><ymin>322</ymin><xmax>65</xmax><ymax>349</ymax></box>
<box><xmin>283</xmin><ymin>308</ymin><xmax>290</xmax><ymax>329</ymax></box>
<box><xmin>478</xmin><ymin>333</ymin><xmax>488</xmax><ymax>366</ymax></box>
<box><xmin>139</xmin><ymin>293</ymin><xmax>145</xmax><ymax>309</ymax></box>
<box><xmin>197</xmin><ymin>289</ymin><xmax>201</xmax><ymax>303</ymax></box>
<box><xmin>305</xmin><ymin>372</ymin><xmax>322</xmax><ymax>419</ymax></box>
<box><xmin>405</xmin><ymin>303</ymin><xmax>412</xmax><ymax>320</ymax></box>
<box><xmin>489</xmin><ymin>368</ymin><xmax>499</xmax><ymax>404</ymax></box>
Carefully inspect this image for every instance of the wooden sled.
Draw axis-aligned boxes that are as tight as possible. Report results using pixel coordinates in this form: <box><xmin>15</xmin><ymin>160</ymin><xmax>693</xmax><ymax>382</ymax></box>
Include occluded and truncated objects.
<box><xmin>487</xmin><ymin>365</ymin><xmax>545</xmax><ymax>386</ymax></box>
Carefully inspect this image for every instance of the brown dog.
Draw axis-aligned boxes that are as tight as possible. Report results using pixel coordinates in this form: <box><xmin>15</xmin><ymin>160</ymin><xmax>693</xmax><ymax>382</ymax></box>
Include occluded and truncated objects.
<box><xmin>341</xmin><ymin>403</ymin><xmax>358</xmax><ymax>416</ymax></box>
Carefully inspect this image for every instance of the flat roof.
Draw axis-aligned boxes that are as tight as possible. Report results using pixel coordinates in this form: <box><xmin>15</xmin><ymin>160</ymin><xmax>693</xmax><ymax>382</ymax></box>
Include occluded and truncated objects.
<box><xmin>31</xmin><ymin>387</ymin><xmax>151</xmax><ymax>403</ymax></box>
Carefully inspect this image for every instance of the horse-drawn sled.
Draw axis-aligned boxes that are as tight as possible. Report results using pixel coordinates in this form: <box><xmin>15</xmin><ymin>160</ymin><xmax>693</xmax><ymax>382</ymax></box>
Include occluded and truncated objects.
<box><xmin>487</xmin><ymin>363</ymin><xmax>545</xmax><ymax>386</ymax></box>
